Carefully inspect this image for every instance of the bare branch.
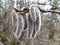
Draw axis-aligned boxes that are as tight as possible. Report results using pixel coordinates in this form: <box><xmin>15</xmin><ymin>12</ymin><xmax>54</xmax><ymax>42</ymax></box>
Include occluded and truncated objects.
<box><xmin>13</xmin><ymin>6</ymin><xmax>60</xmax><ymax>15</ymax></box>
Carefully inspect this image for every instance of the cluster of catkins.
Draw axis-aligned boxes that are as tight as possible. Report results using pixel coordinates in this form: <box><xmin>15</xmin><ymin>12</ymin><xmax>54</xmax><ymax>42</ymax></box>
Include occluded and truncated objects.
<box><xmin>11</xmin><ymin>4</ymin><xmax>41</xmax><ymax>39</ymax></box>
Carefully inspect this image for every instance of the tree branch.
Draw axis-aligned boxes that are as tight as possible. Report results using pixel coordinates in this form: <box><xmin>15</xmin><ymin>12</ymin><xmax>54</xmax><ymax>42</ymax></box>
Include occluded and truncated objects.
<box><xmin>13</xmin><ymin>6</ymin><xmax>60</xmax><ymax>15</ymax></box>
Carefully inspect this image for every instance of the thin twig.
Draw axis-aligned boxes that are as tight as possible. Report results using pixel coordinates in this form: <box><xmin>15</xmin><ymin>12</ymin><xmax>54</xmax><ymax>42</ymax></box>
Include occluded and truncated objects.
<box><xmin>13</xmin><ymin>6</ymin><xmax>60</xmax><ymax>15</ymax></box>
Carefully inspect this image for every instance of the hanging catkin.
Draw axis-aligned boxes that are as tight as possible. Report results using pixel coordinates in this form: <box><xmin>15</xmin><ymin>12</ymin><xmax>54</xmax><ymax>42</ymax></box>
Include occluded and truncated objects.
<box><xmin>26</xmin><ymin>4</ymin><xmax>41</xmax><ymax>39</ymax></box>
<box><xmin>11</xmin><ymin>12</ymin><xmax>25</xmax><ymax>39</ymax></box>
<box><xmin>15</xmin><ymin>14</ymin><xmax>24</xmax><ymax>38</ymax></box>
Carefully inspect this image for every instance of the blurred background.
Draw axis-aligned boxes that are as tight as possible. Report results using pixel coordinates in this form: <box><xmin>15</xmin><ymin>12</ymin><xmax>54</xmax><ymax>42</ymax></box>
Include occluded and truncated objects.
<box><xmin>0</xmin><ymin>0</ymin><xmax>60</xmax><ymax>45</ymax></box>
